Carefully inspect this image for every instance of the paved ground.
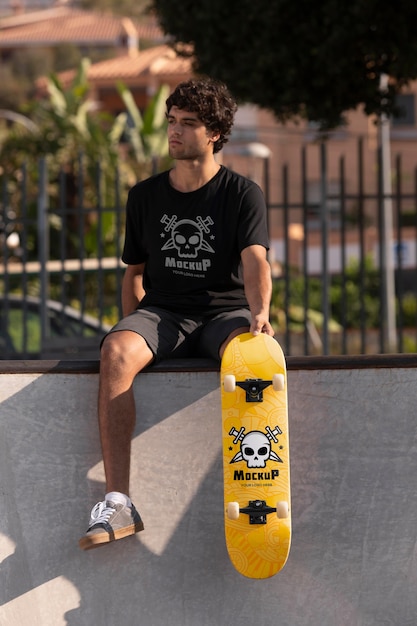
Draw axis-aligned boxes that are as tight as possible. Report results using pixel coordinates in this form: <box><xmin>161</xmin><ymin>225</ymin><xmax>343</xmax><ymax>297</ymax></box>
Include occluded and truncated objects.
<box><xmin>1</xmin><ymin>364</ymin><xmax>417</xmax><ymax>625</ymax></box>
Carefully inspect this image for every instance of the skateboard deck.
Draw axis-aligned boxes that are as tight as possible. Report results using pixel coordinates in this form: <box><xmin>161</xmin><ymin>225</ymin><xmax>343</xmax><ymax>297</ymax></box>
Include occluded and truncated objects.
<box><xmin>221</xmin><ymin>332</ymin><xmax>291</xmax><ymax>578</ymax></box>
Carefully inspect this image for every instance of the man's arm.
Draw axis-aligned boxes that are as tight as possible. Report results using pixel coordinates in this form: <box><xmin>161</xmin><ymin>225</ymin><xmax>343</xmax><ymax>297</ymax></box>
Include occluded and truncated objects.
<box><xmin>121</xmin><ymin>263</ymin><xmax>146</xmax><ymax>317</ymax></box>
<box><xmin>241</xmin><ymin>245</ymin><xmax>274</xmax><ymax>336</ymax></box>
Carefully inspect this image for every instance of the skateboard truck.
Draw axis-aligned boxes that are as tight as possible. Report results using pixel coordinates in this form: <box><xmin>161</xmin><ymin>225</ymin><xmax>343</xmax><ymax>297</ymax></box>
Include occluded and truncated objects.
<box><xmin>224</xmin><ymin>374</ymin><xmax>285</xmax><ymax>401</ymax></box>
<box><xmin>227</xmin><ymin>499</ymin><xmax>289</xmax><ymax>524</ymax></box>
<box><xmin>239</xmin><ymin>500</ymin><xmax>277</xmax><ymax>524</ymax></box>
<box><xmin>236</xmin><ymin>378</ymin><xmax>272</xmax><ymax>402</ymax></box>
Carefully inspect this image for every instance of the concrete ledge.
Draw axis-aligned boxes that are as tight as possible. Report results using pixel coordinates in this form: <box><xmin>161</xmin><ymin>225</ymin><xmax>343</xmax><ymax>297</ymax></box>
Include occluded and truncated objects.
<box><xmin>0</xmin><ymin>358</ymin><xmax>219</xmax><ymax>374</ymax></box>
<box><xmin>2</xmin><ymin>351</ymin><xmax>417</xmax><ymax>374</ymax></box>
<box><xmin>1</xmin><ymin>360</ymin><xmax>417</xmax><ymax>625</ymax></box>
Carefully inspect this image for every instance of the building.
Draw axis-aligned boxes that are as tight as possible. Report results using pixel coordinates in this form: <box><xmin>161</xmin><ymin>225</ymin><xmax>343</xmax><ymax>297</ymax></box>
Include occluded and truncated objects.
<box><xmin>37</xmin><ymin>43</ymin><xmax>193</xmax><ymax>116</ymax></box>
<box><xmin>0</xmin><ymin>6</ymin><xmax>163</xmax><ymax>60</ymax></box>
<box><xmin>3</xmin><ymin>6</ymin><xmax>417</xmax><ymax>274</ymax></box>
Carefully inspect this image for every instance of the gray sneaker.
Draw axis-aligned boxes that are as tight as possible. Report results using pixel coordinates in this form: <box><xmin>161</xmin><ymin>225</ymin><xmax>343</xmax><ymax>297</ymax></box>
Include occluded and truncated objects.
<box><xmin>79</xmin><ymin>500</ymin><xmax>144</xmax><ymax>550</ymax></box>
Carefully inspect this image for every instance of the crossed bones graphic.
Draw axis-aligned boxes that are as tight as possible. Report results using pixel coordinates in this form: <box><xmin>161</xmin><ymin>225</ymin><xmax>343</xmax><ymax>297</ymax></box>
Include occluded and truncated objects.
<box><xmin>160</xmin><ymin>214</ymin><xmax>215</xmax><ymax>258</ymax></box>
<box><xmin>161</xmin><ymin>214</ymin><xmax>214</xmax><ymax>233</ymax></box>
<box><xmin>229</xmin><ymin>425</ymin><xmax>283</xmax><ymax>468</ymax></box>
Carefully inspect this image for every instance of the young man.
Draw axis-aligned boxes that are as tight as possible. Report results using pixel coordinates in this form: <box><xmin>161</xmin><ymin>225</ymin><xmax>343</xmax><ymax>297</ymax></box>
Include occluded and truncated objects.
<box><xmin>79</xmin><ymin>78</ymin><xmax>274</xmax><ymax>550</ymax></box>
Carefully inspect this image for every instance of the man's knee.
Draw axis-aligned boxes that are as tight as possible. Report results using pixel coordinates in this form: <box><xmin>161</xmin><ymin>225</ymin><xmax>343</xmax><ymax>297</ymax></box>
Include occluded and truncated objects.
<box><xmin>100</xmin><ymin>330</ymin><xmax>153</xmax><ymax>372</ymax></box>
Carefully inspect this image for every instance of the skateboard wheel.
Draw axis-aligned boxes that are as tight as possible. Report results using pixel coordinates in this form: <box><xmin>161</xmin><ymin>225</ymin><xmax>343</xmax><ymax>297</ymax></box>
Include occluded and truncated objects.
<box><xmin>223</xmin><ymin>374</ymin><xmax>236</xmax><ymax>393</ymax></box>
<box><xmin>226</xmin><ymin>502</ymin><xmax>240</xmax><ymax>520</ymax></box>
<box><xmin>276</xmin><ymin>501</ymin><xmax>289</xmax><ymax>519</ymax></box>
<box><xmin>272</xmin><ymin>373</ymin><xmax>285</xmax><ymax>391</ymax></box>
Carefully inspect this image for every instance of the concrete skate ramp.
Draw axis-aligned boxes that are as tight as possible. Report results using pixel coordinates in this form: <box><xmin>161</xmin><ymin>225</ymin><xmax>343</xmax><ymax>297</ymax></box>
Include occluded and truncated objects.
<box><xmin>1</xmin><ymin>355</ymin><xmax>417</xmax><ymax>626</ymax></box>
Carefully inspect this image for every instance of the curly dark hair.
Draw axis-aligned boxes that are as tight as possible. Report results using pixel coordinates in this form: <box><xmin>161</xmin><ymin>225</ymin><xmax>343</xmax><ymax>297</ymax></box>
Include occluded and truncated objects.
<box><xmin>166</xmin><ymin>78</ymin><xmax>237</xmax><ymax>153</ymax></box>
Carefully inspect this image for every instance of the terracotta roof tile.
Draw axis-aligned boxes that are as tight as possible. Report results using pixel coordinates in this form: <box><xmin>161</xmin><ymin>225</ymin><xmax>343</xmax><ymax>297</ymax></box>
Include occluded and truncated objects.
<box><xmin>92</xmin><ymin>45</ymin><xmax>192</xmax><ymax>79</ymax></box>
<box><xmin>0</xmin><ymin>8</ymin><xmax>163</xmax><ymax>46</ymax></box>
<box><xmin>51</xmin><ymin>44</ymin><xmax>192</xmax><ymax>86</ymax></box>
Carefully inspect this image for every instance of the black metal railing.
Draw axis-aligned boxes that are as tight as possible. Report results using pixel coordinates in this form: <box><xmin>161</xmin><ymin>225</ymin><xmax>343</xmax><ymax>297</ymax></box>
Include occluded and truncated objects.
<box><xmin>269</xmin><ymin>139</ymin><xmax>417</xmax><ymax>356</ymax></box>
<box><xmin>2</xmin><ymin>143</ymin><xmax>417</xmax><ymax>359</ymax></box>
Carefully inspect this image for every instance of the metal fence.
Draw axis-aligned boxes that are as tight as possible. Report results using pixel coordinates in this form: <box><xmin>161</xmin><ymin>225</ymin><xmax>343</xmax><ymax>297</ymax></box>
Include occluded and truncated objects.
<box><xmin>1</xmin><ymin>144</ymin><xmax>417</xmax><ymax>359</ymax></box>
<box><xmin>1</xmin><ymin>158</ymin><xmax>126</xmax><ymax>359</ymax></box>
<box><xmin>270</xmin><ymin>139</ymin><xmax>417</xmax><ymax>356</ymax></box>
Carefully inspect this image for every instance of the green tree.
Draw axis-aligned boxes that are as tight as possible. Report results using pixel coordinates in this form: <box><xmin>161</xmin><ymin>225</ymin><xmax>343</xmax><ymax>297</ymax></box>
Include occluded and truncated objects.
<box><xmin>270</xmin><ymin>256</ymin><xmax>382</xmax><ymax>333</ymax></box>
<box><xmin>116</xmin><ymin>81</ymin><xmax>170</xmax><ymax>168</ymax></box>
<box><xmin>0</xmin><ymin>44</ymin><xmax>99</xmax><ymax>110</ymax></box>
<box><xmin>0</xmin><ymin>58</ymin><xmax>126</xmax><ymax>227</ymax></box>
<box><xmin>152</xmin><ymin>0</ymin><xmax>417</xmax><ymax>129</ymax></box>
<box><xmin>0</xmin><ymin>61</ymin><xmax>171</xmax><ymax>321</ymax></box>
<box><xmin>0</xmin><ymin>60</ymin><xmax>171</xmax><ymax>196</ymax></box>
<box><xmin>330</xmin><ymin>256</ymin><xmax>381</xmax><ymax>328</ymax></box>
<box><xmin>0</xmin><ymin>60</ymin><xmax>171</xmax><ymax>261</ymax></box>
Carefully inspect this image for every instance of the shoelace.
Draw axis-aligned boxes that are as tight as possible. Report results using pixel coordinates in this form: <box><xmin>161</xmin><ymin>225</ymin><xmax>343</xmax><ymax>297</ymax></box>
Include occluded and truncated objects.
<box><xmin>89</xmin><ymin>500</ymin><xmax>116</xmax><ymax>526</ymax></box>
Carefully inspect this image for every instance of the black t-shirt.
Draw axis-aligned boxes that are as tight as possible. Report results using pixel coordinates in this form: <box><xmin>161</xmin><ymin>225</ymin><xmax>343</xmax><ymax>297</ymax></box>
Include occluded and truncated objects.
<box><xmin>122</xmin><ymin>165</ymin><xmax>269</xmax><ymax>315</ymax></box>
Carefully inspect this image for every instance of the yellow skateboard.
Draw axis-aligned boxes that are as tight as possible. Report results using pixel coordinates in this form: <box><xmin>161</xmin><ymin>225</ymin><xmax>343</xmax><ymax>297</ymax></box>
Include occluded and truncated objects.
<box><xmin>221</xmin><ymin>332</ymin><xmax>291</xmax><ymax>578</ymax></box>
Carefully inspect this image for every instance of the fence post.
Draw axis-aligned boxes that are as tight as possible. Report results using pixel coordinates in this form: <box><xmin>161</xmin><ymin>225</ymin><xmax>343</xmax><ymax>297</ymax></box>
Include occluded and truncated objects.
<box><xmin>379</xmin><ymin>74</ymin><xmax>397</xmax><ymax>352</ymax></box>
<box><xmin>320</xmin><ymin>142</ymin><xmax>330</xmax><ymax>354</ymax></box>
<box><xmin>37</xmin><ymin>157</ymin><xmax>49</xmax><ymax>347</ymax></box>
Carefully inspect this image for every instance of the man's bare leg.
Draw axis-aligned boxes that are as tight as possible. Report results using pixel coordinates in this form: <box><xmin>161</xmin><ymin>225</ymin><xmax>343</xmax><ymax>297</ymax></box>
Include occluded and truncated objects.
<box><xmin>219</xmin><ymin>326</ymin><xmax>250</xmax><ymax>359</ymax></box>
<box><xmin>79</xmin><ymin>330</ymin><xmax>153</xmax><ymax>550</ymax></box>
<box><xmin>98</xmin><ymin>330</ymin><xmax>154</xmax><ymax>496</ymax></box>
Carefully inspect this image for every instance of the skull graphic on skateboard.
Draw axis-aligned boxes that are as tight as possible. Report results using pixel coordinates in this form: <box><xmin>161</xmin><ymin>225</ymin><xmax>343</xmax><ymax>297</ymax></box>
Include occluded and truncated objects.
<box><xmin>221</xmin><ymin>332</ymin><xmax>291</xmax><ymax>578</ymax></box>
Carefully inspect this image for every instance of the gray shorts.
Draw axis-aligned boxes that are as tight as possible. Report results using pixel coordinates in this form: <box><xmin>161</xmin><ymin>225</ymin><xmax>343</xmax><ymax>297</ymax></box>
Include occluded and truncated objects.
<box><xmin>104</xmin><ymin>306</ymin><xmax>251</xmax><ymax>362</ymax></box>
